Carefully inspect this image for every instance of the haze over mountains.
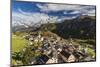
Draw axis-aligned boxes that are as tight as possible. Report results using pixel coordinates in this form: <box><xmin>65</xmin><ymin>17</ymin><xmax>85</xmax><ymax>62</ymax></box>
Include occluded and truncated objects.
<box><xmin>12</xmin><ymin>11</ymin><xmax>95</xmax><ymax>33</ymax></box>
<box><xmin>12</xmin><ymin>10</ymin><xmax>95</xmax><ymax>32</ymax></box>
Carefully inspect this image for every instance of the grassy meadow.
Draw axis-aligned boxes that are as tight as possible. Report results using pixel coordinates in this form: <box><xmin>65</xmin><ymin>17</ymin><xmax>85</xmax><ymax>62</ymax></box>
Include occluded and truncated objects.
<box><xmin>12</xmin><ymin>34</ymin><xmax>28</xmax><ymax>52</ymax></box>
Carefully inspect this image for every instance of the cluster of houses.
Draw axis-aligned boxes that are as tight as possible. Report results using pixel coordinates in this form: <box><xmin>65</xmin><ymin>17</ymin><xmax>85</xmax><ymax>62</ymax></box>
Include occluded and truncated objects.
<box><xmin>23</xmin><ymin>32</ymin><xmax>90</xmax><ymax>65</ymax></box>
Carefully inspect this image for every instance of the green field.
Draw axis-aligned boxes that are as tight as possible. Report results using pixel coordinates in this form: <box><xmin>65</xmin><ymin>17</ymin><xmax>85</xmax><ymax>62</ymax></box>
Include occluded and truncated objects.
<box><xmin>12</xmin><ymin>35</ymin><xmax>28</xmax><ymax>52</ymax></box>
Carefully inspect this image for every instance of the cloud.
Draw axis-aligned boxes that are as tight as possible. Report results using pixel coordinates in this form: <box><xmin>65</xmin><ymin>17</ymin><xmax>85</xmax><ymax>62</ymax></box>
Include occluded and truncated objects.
<box><xmin>36</xmin><ymin>4</ymin><xmax>81</xmax><ymax>12</ymax></box>
<box><xmin>63</xmin><ymin>11</ymin><xmax>67</xmax><ymax>14</ymax></box>
<box><xmin>12</xmin><ymin>8</ymin><xmax>79</xmax><ymax>27</ymax></box>
<box><xmin>12</xmin><ymin>8</ymin><xmax>60</xmax><ymax>26</ymax></box>
<box><xmin>57</xmin><ymin>15</ymin><xmax>79</xmax><ymax>22</ymax></box>
<box><xmin>12</xmin><ymin>4</ymin><xmax>95</xmax><ymax>27</ymax></box>
<box><xmin>12</xmin><ymin>13</ymin><xmax>48</xmax><ymax>26</ymax></box>
<box><xmin>36</xmin><ymin>3</ymin><xmax>95</xmax><ymax>16</ymax></box>
<box><xmin>17</xmin><ymin>8</ymin><xmax>32</xmax><ymax>16</ymax></box>
<box><xmin>86</xmin><ymin>9</ymin><xmax>95</xmax><ymax>16</ymax></box>
<box><xmin>69</xmin><ymin>11</ymin><xmax>80</xmax><ymax>14</ymax></box>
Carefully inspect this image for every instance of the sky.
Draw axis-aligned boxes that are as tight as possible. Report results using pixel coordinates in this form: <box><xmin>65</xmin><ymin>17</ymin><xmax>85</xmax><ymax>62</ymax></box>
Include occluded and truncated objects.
<box><xmin>12</xmin><ymin>0</ymin><xmax>96</xmax><ymax>26</ymax></box>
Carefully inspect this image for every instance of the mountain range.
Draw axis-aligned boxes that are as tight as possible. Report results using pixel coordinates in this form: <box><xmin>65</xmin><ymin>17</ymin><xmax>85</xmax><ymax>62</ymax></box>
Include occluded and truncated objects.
<box><xmin>12</xmin><ymin>15</ymin><xmax>96</xmax><ymax>39</ymax></box>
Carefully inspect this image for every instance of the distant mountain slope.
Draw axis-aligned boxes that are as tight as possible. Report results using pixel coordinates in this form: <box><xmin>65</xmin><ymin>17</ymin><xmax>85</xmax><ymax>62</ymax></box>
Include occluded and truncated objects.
<box><xmin>12</xmin><ymin>16</ymin><xmax>96</xmax><ymax>39</ymax></box>
<box><xmin>39</xmin><ymin>16</ymin><xmax>96</xmax><ymax>39</ymax></box>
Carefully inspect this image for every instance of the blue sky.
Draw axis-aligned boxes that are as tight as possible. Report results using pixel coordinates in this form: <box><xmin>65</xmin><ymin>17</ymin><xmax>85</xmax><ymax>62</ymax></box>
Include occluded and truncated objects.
<box><xmin>12</xmin><ymin>1</ymin><xmax>96</xmax><ymax>26</ymax></box>
<box><xmin>12</xmin><ymin>1</ymin><xmax>82</xmax><ymax>17</ymax></box>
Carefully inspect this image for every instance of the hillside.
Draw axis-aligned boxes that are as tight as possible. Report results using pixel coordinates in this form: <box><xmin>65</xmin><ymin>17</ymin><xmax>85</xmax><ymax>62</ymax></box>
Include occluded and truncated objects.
<box><xmin>39</xmin><ymin>16</ymin><xmax>96</xmax><ymax>39</ymax></box>
<box><xmin>12</xmin><ymin>16</ymin><xmax>96</xmax><ymax>66</ymax></box>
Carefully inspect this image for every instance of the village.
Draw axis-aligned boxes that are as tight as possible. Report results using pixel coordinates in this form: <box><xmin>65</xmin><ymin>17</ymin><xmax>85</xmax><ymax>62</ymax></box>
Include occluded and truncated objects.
<box><xmin>17</xmin><ymin>31</ymin><xmax>94</xmax><ymax>65</ymax></box>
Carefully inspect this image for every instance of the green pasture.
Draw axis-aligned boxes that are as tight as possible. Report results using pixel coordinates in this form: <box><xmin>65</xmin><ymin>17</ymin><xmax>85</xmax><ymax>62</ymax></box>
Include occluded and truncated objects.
<box><xmin>12</xmin><ymin>35</ymin><xmax>28</xmax><ymax>52</ymax></box>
